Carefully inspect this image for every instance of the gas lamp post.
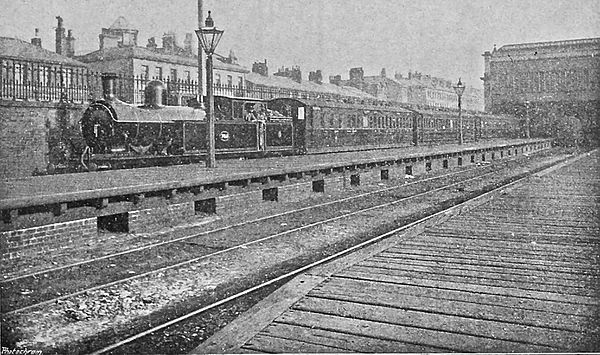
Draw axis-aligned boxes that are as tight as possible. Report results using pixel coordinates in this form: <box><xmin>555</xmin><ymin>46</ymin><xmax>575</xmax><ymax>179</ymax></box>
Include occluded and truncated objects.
<box><xmin>195</xmin><ymin>11</ymin><xmax>224</xmax><ymax>168</ymax></box>
<box><xmin>453</xmin><ymin>78</ymin><xmax>466</xmax><ymax>145</ymax></box>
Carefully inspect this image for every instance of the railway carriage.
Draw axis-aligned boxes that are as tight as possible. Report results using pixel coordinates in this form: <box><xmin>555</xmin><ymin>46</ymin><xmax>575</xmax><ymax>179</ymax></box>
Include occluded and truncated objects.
<box><xmin>269</xmin><ymin>98</ymin><xmax>418</xmax><ymax>153</ymax></box>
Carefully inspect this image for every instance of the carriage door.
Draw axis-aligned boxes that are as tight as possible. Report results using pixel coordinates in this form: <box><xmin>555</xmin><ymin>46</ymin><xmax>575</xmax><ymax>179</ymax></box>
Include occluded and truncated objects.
<box><xmin>258</xmin><ymin>121</ymin><xmax>266</xmax><ymax>151</ymax></box>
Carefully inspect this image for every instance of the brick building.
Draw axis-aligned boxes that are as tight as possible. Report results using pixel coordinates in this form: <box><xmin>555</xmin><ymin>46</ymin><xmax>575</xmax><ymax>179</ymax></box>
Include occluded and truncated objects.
<box><xmin>482</xmin><ymin>38</ymin><xmax>600</xmax><ymax>144</ymax></box>
<box><xmin>336</xmin><ymin>68</ymin><xmax>484</xmax><ymax>111</ymax></box>
<box><xmin>77</xmin><ymin>17</ymin><xmax>249</xmax><ymax>105</ymax></box>
<box><xmin>247</xmin><ymin>61</ymin><xmax>372</xmax><ymax>100</ymax></box>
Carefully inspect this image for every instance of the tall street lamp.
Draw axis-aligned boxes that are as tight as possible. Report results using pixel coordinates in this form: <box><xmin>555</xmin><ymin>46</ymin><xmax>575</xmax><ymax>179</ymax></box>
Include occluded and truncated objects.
<box><xmin>453</xmin><ymin>78</ymin><xmax>466</xmax><ymax>145</ymax></box>
<box><xmin>195</xmin><ymin>11</ymin><xmax>224</xmax><ymax>168</ymax></box>
<box><xmin>524</xmin><ymin>100</ymin><xmax>531</xmax><ymax>139</ymax></box>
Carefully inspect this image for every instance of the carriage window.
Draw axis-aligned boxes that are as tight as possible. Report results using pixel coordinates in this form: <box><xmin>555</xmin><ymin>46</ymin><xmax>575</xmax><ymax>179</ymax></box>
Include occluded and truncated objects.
<box><xmin>298</xmin><ymin>107</ymin><xmax>305</xmax><ymax>120</ymax></box>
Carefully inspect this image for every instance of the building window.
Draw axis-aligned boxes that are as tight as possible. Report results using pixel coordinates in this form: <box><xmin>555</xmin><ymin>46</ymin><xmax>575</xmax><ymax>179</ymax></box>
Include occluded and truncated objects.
<box><xmin>155</xmin><ymin>67</ymin><xmax>163</xmax><ymax>80</ymax></box>
<box><xmin>65</xmin><ymin>68</ymin><xmax>72</xmax><ymax>86</ymax></box>
<box><xmin>184</xmin><ymin>70</ymin><xmax>191</xmax><ymax>82</ymax></box>
<box><xmin>227</xmin><ymin>75</ymin><xmax>232</xmax><ymax>87</ymax></box>
<box><xmin>170</xmin><ymin>68</ymin><xmax>177</xmax><ymax>81</ymax></box>
<box><xmin>15</xmin><ymin>63</ymin><xmax>24</xmax><ymax>83</ymax></box>
<box><xmin>238</xmin><ymin>76</ymin><xmax>243</xmax><ymax>88</ymax></box>
<box><xmin>215</xmin><ymin>73</ymin><xmax>221</xmax><ymax>86</ymax></box>
<box><xmin>40</xmin><ymin>66</ymin><xmax>49</xmax><ymax>85</ymax></box>
<box><xmin>141</xmin><ymin>65</ymin><xmax>149</xmax><ymax>79</ymax></box>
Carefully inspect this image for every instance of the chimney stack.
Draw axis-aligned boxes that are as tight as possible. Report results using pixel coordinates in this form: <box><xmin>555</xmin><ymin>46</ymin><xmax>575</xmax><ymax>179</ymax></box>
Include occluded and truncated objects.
<box><xmin>329</xmin><ymin>75</ymin><xmax>341</xmax><ymax>86</ymax></box>
<box><xmin>309</xmin><ymin>70</ymin><xmax>323</xmax><ymax>84</ymax></box>
<box><xmin>55</xmin><ymin>16</ymin><xmax>65</xmax><ymax>55</ymax></box>
<box><xmin>252</xmin><ymin>60</ymin><xmax>269</xmax><ymax>76</ymax></box>
<box><xmin>66</xmin><ymin>29</ymin><xmax>75</xmax><ymax>57</ymax></box>
<box><xmin>162</xmin><ymin>33</ymin><xmax>176</xmax><ymax>53</ymax></box>
<box><xmin>183</xmin><ymin>33</ymin><xmax>193</xmax><ymax>55</ymax></box>
<box><xmin>31</xmin><ymin>28</ymin><xmax>42</xmax><ymax>47</ymax></box>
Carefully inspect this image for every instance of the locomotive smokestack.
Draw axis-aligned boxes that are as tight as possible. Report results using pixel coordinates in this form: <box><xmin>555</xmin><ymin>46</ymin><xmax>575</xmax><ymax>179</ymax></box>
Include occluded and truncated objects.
<box><xmin>144</xmin><ymin>81</ymin><xmax>165</xmax><ymax>108</ymax></box>
<box><xmin>101</xmin><ymin>72</ymin><xmax>118</xmax><ymax>100</ymax></box>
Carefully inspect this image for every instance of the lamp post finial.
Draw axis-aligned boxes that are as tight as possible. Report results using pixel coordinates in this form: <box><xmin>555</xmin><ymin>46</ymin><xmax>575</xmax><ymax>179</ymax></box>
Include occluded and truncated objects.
<box><xmin>205</xmin><ymin>11</ymin><xmax>214</xmax><ymax>27</ymax></box>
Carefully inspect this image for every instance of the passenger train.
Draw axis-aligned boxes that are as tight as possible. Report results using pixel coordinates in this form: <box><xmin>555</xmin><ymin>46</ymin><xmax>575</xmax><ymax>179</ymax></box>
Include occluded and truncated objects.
<box><xmin>52</xmin><ymin>73</ymin><xmax>521</xmax><ymax>173</ymax></box>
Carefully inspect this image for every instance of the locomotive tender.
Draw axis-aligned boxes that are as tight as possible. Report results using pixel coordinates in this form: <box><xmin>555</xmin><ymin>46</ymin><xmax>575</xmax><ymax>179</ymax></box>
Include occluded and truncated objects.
<box><xmin>70</xmin><ymin>73</ymin><xmax>520</xmax><ymax>172</ymax></box>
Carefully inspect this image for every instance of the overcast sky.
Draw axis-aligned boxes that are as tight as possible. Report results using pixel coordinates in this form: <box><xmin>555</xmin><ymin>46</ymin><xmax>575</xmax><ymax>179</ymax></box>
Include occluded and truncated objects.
<box><xmin>2</xmin><ymin>0</ymin><xmax>599</xmax><ymax>88</ymax></box>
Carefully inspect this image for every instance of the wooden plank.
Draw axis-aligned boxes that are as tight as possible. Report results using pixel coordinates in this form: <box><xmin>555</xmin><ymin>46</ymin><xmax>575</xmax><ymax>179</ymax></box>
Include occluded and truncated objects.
<box><xmin>397</xmin><ymin>237</ymin><xmax>596</xmax><ymax>264</ymax></box>
<box><xmin>316</xmin><ymin>276</ymin><xmax>595</xmax><ymax>318</ymax></box>
<box><xmin>277</xmin><ymin>310</ymin><xmax>557</xmax><ymax>353</ymax></box>
<box><xmin>425</xmin><ymin>227</ymin><xmax>600</xmax><ymax>243</ymax></box>
<box><xmin>412</xmin><ymin>233</ymin><xmax>598</xmax><ymax>255</ymax></box>
<box><xmin>388</xmin><ymin>243</ymin><xmax>599</xmax><ymax>271</ymax></box>
<box><xmin>351</xmin><ymin>263</ymin><xmax>597</xmax><ymax>297</ymax></box>
<box><xmin>366</xmin><ymin>256</ymin><xmax>598</xmax><ymax>285</ymax></box>
<box><xmin>258</xmin><ymin>322</ymin><xmax>443</xmax><ymax>353</ymax></box>
<box><xmin>337</xmin><ymin>268</ymin><xmax>599</xmax><ymax>307</ymax></box>
<box><xmin>450</xmin><ymin>215</ymin><xmax>600</xmax><ymax>227</ymax></box>
<box><xmin>420</xmin><ymin>230</ymin><xmax>600</xmax><ymax>246</ymax></box>
<box><xmin>331</xmin><ymin>270</ymin><xmax>597</xmax><ymax>314</ymax></box>
<box><xmin>428</xmin><ymin>224</ymin><xmax>600</xmax><ymax>238</ymax></box>
<box><xmin>243</xmin><ymin>333</ymin><xmax>350</xmax><ymax>353</ymax></box>
<box><xmin>380</xmin><ymin>248</ymin><xmax>599</xmax><ymax>274</ymax></box>
<box><xmin>294</xmin><ymin>296</ymin><xmax>582</xmax><ymax>350</ymax></box>
<box><xmin>309</xmin><ymin>280</ymin><xmax>588</xmax><ymax>332</ymax></box>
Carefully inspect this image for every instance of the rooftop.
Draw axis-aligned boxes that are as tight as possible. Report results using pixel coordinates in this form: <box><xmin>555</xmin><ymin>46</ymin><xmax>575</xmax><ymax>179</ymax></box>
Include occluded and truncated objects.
<box><xmin>246</xmin><ymin>72</ymin><xmax>373</xmax><ymax>99</ymax></box>
<box><xmin>498</xmin><ymin>37</ymin><xmax>600</xmax><ymax>52</ymax></box>
<box><xmin>76</xmin><ymin>46</ymin><xmax>248</xmax><ymax>72</ymax></box>
<box><xmin>0</xmin><ymin>36</ymin><xmax>87</xmax><ymax>67</ymax></box>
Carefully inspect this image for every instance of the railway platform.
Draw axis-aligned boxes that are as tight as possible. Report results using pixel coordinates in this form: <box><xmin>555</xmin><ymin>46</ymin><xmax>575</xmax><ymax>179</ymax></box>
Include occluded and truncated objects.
<box><xmin>1</xmin><ymin>138</ymin><xmax>550</xmax><ymax>261</ymax></box>
<box><xmin>1</xmin><ymin>139</ymin><xmax>545</xmax><ymax>208</ymax></box>
<box><xmin>193</xmin><ymin>149</ymin><xmax>599</xmax><ymax>353</ymax></box>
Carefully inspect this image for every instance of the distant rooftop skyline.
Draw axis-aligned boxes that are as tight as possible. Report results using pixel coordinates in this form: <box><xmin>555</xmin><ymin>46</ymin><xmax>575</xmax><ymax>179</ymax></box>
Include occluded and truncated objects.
<box><xmin>2</xmin><ymin>0</ymin><xmax>599</xmax><ymax>89</ymax></box>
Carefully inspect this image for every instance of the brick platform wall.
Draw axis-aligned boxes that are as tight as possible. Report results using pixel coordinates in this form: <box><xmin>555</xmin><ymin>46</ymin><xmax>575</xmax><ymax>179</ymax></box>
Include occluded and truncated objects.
<box><xmin>0</xmin><ymin>100</ymin><xmax>85</xmax><ymax>178</ymax></box>
<box><xmin>1</xmin><ymin>141</ymin><xmax>552</xmax><ymax>260</ymax></box>
<box><xmin>1</xmin><ymin>218</ymin><xmax>96</xmax><ymax>261</ymax></box>
<box><xmin>216</xmin><ymin>190</ymin><xmax>263</xmax><ymax>214</ymax></box>
<box><xmin>129</xmin><ymin>202</ymin><xmax>195</xmax><ymax>234</ymax></box>
<box><xmin>278</xmin><ymin>181</ymin><xmax>313</xmax><ymax>203</ymax></box>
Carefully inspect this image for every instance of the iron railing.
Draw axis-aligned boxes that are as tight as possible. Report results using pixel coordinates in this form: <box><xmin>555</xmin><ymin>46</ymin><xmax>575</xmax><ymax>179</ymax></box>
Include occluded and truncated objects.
<box><xmin>0</xmin><ymin>58</ymin><xmax>483</xmax><ymax>114</ymax></box>
<box><xmin>0</xmin><ymin>58</ymin><xmax>366</xmax><ymax>106</ymax></box>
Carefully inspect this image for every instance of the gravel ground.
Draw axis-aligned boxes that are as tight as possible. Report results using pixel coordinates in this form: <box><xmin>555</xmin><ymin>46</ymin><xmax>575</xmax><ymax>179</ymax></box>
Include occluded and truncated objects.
<box><xmin>1</xmin><ymin>149</ymin><xmax>571</xmax><ymax>354</ymax></box>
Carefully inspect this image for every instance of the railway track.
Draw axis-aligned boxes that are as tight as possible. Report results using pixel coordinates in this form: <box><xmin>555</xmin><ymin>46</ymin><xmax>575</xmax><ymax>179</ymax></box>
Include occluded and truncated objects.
<box><xmin>1</xmin><ymin>158</ymin><xmax>519</xmax><ymax>314</ymax></box>
<box><xmin>96</xmin><ymin>150</ymin><xmax>596</xmax><ymax>355</ymax></box>
<box><xmin>2</xmin><ymin>149</ymin><xmax>575</xmax><ymax>353</ymax></box>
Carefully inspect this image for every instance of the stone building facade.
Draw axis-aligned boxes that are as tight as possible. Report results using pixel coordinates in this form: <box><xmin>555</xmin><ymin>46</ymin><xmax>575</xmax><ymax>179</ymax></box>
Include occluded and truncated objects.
<box><xmin>77</xmin><ymin>17</ymin><xmax>249</xmax><ymax>105</ymax></box>
<box><xmin>482</xmin><ymin>38</ymin><xmax>600</xmax><ymax>145</ymax></box>
<box><xmin>337</xmin><ymin>68</ymin><xmax>484</xmax><ymax>111</ymax></box>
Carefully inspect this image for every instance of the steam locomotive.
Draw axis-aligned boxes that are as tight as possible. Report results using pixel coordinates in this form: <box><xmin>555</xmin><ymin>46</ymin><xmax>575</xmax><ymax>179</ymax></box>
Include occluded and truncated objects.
<box><xmin>57</xmin><ymin>73</ymin><xmax>520</xmax><ymax>173</ymax></box>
